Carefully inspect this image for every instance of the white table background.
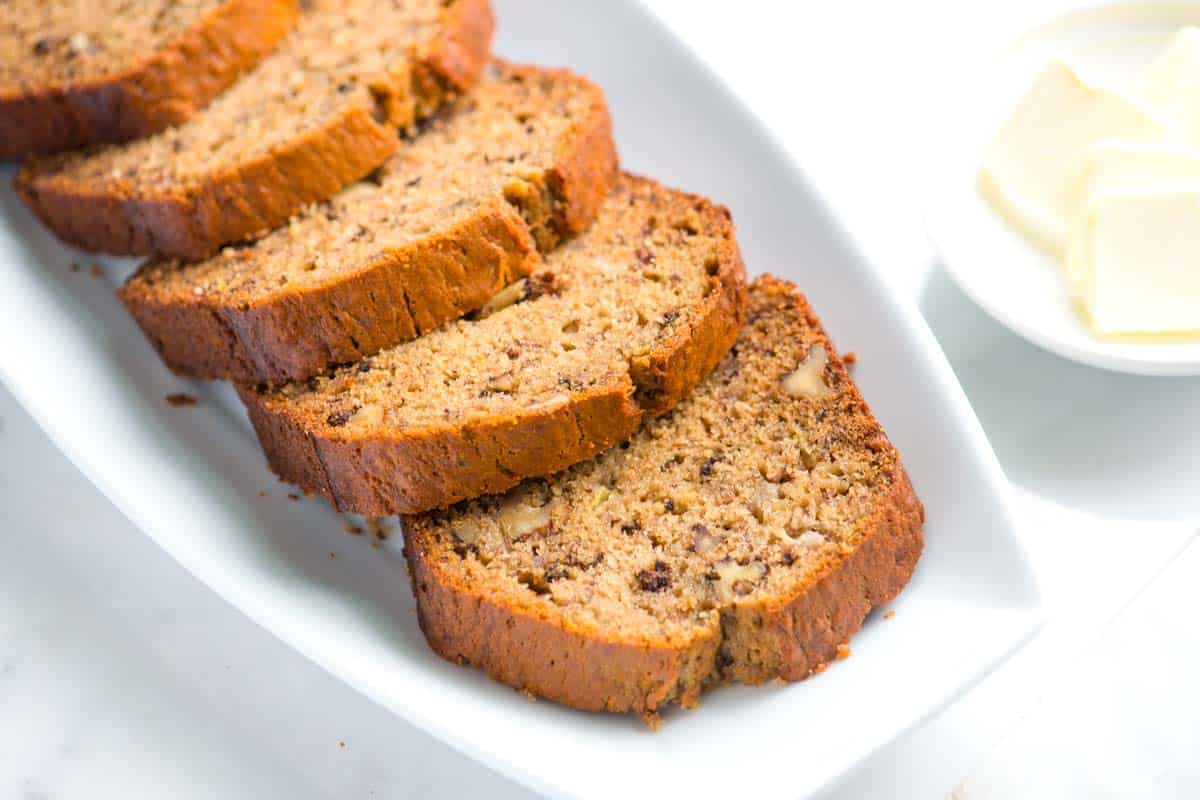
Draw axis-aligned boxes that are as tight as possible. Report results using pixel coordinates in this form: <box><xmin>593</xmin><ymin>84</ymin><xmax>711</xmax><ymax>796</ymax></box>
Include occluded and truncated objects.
<box><xmin>4</xmin><ymin>1</ymin><xmax>1200</xmax><ymax>797</ymax></box>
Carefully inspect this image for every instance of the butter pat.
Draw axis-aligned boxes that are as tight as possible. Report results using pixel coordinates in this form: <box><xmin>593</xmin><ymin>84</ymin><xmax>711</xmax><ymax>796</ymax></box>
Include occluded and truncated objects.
<box><xmin>1075</xmin><ymin>188</ymin><xmax>1200</xmax><ymax>335</ymax></box>
<box><xmin>1085</xmin><ymin>140</ymin><xmax>1200</xmax><ymax>189</ymax></box>
<box><xmin>1064</xmin><ymin>142</ymin><xmax>1200</xmax><ymax>291</ymax></box>
<box><xmin>980</xmin><ymin>61</ymin><xmax>1162</xmax><ymax>254</ymax></box>
<box><xmin>1138</xmin><ymin>27</ymin><xmax>1200</xmax><ymax>143</ymax></box>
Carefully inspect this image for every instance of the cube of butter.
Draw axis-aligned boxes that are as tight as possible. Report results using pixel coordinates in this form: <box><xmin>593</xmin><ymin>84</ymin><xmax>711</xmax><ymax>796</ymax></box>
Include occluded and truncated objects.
<box><xmin>1075</xmin><ymin>188</ymin><xmax>1200</xmax><ymax>335</ymax></box>
<box><xmin>1065</xmin><ymin>141</ymin><xmax>1200</xmax><ymax>292</ymax></box>
<box><xmin>1138</xmin><ymin>27</ymin><xmax>1200</xmax><ymax>144</ymax></box>
<box><xmin>980</xmin><ymin>61</ymin><xmax>1163</xmax><ymax>255</ymax></box>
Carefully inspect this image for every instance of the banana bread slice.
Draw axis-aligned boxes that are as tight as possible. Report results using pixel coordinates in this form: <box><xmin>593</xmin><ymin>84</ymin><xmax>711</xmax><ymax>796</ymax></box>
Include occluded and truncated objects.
<box><xmin>120</xmin><ymin>62</ymin><xmax>617</xmax><ymax>384</ymax></box>
<box><xmin>14</xmin><ymin>0</ymin><xmax>493</xmax><ymax>260</ymax></box>
<box><xmin>0</xmin><ymin>0</ymin><xmax>299</xmax><ymax>159</ymax></box>
<box><xmin>239</xmin><ymin>174</ymin><xmax>747</xmax><ymax>515</ymax></box>
<box><xmin>403</xmin><ymin>276</ymin><xmax>924</xmax><ymax>721</ymax></box>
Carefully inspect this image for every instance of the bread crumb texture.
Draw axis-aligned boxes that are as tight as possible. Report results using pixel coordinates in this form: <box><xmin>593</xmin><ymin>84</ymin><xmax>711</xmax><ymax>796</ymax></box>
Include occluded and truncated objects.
<box><xmin>1</xmin><ymin>0</ymin><xmax>300</xmax><ymax>156</ymax></box>
<box><xmin>134</xmin><ymin>64</ymin><xmax>603</xmax><ymax>300</ymax></box>
<box><xmin>15</xmin><ymin>0</ymin><xmax>494</xmax><ymax>257</ymax></box>
<box><xmin>22</xmin><ymin>0</ymin><xmax>446</xmax><ymax>181</ymax></box>
<box><xmin>240</xmin><ymin>174</ymin><xmax>746</xmax><ymax>514</ymax></box>
<box><xmin>120</xmin><ymin>62</ymin><xmax>617</xmax><ymax>382</ymax></box>
<box><xmin>4</xmin><ymin>1</ymin><xmax>220</xmax><ymax>83</ymax></box>
<box><xmin>403</xmin><ymin>277</ymin><xmax>924</xmax><ymax>718</ymax></box>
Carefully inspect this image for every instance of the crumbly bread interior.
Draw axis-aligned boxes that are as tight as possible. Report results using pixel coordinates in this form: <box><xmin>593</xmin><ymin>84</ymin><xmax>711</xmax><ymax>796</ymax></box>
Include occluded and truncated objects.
<box><xmin>252</xmin><ymin>175</ymin><xmax>727</xmax><ymax>432</ymax></box>
<box><xmin>130</xmin><ymin>64</ymin><xmax>601</xmax><ymax>302</ymax></box>
<box><xmin>408</xmin><ymin>278</ymin><xmax>901</xmax><ymax>661</ymax></box>
<box><xmin>1</xmin><ymin>0</ymin><xmax>224</xmax><ymax>88</ymax></box>
<box><xmin>24</xmin><ymin>0</ymin><xmax>444</xmax><ymax>186</ymax></box>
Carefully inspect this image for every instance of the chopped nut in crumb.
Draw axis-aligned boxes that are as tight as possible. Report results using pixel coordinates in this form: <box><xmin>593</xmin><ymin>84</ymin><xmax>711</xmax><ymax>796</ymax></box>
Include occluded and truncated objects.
<box><xmin>748</xmin><ymin>481</ymin><xmax>781</xmax><ymax>523</ymax></box>
<box><xmin>780</xmin><ymin>344</ymin><xmax>834</xmax><ymax>397</ymax></box>
<box><xmin>592</xmin><ymin>486</ymin><xmax>611</xmax><ymax>508</ymax></box>
<box><xmin>498</xmin><ymin>492</ymin><xmax>550</xmax><ymax>540</ymax></box>
<box><xmin>68</xmin><ymin>32</ymin><xmax>95</xmax><ymax>55</ymax></box>
<box><xmin>792</xmin><ymin>530</ymin><xmax>826</xmax><ymax>547</ymax></box>
<box><xmin>689</xmin><ymin>524</ymin><xmax>723</xmax><ymax>555</ymax></box>
<box><xmin>350</xmin><ymin>404</ymin><xmax>385</xmax><ymax>429</ymax></box>
<box><xmin>709</xmin><ymin>559</ymin><xmax>768</xmax><ymax>597</ymax></box>
<box><xmin>477</xmin><ymin>279</ymin><xmax>528</xmax><ymax>318</ymax></box>
<box><xmin>486</xmin><ymin>372</ymin><xmax>521</xmax><ymax>393</ymax></box>
<box><xmin>812</xmin><ymin>462</ymin><xmax>850</xmax><ymax>495</ymax></box>
<box><xmin>452</xmin><ymin>518</ymin><xmax>484</xmax><ymax>546</ymax></box>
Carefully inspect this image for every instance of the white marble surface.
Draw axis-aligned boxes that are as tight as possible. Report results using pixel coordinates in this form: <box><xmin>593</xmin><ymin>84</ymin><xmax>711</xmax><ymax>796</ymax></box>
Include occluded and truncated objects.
<box><xmin>4</xmin><ymin>1</ymin><xmax>1200</xmax><ymax>797</ymax></box>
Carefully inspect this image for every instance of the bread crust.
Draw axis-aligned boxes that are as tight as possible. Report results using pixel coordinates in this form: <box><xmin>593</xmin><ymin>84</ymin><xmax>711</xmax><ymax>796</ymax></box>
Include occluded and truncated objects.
<box><xmin>632</xmin><ymin>205</ymin><xmax>744</xmax><ymax>416</ymax></box>
<box><xmin>415</xmin><ymin>0</ymin><xmax>495</xmax><ymax>111</ymax></box>
<box><xmin>242</xmin><ymin>379</ymin><xmax>647</xmax><ymax>514</ymax></box>
<box><xmin>0</xmin><ymin>0</ymin><xmax>300</xmax><ymax>160</ymax></box>
<box><xmin>12</xmin><ymin>0</ymin><xmax>495</xmax><ymax>260</ymax></box>
<box><xmin>238</xmin><ymin>178</ymin><xmax>747</xmax><ymax>514</ymax></box>
<box><xmin>406</xmin><ymin>535</ymin><xmax>721</xmax><ymax>712</ymax></box>
<box><xmin>401</xmin><ymin>278</ymin><xmax>924</xmax><ymax>718</ymax></box>
<box><xmin>118</xmin><ymin>66</ymin><xmax>617</xmax><ymax>383</ymax></box>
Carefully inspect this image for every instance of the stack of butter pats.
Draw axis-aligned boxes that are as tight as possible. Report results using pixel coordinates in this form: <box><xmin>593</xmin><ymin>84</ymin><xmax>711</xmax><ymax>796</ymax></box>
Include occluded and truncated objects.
<box><xmin>981</xmin><ymin>27</ymin><xmax>1200</xmax><ymax>337</ymax></box>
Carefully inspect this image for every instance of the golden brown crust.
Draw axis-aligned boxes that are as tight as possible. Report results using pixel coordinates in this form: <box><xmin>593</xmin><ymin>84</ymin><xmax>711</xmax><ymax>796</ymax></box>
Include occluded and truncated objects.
<box><xmin>405</xmin><ymin>537</ymin><xmax>721</xmax><ymax>712</ymax></box>
<box><xmin>751</xmin><ymin>465</ymin><xmax>923</xmax><ymax>682</ymax></box>
<box><xmin>12</xmin><ymin>0</ymin><xmax>495</xmax><ymax>260</ymax></box>
<box><xmin>241</xmin><ymin>379</ymin><xmax>645</xmax><ymax>515</ymax></box>
<box><xmin>709</xmin><ymin>276</ymin><xmax>925</xmax><ymax>688</ymax></box>
<box><xmin>118</xmin><ymin>67</ymin><xmax>617</xmax><ymax>383</ymax></box>
<box><xmin>16</xmin><ymin>107</ymin><xmax>400</xmax><ymax>260</ymax></box>
<box><xmin>0</xmin><ymin>0</ymin><xmax>300</xmax><ymax>160</ymax></box>
<box><xmin>238</xmin><ymin>177</ymin><xmax>747</xmax><ymax>515</ymax></box>
<box><xmin>413</xmin><ymin>0</ymin><xmax>495</xmax><ymax>108</ymax></box>
<box><xmin>632</xmin><ymin>208</ymin><xmax>744</xmax><ymax>415</ymax></box>
<box><xmin>122</xmin><ymin>196</ymin><xmax>539</xmax><ymax>382</ymax></box>
<box><xmin>401</xmin><ymin>277</ymin><xmax>924</xmax><ymax>718</ymax></box>
<box><xmin>540</xmin><ymin>89</ymin><xmax>618</xmax><ymax>246</ymax></box>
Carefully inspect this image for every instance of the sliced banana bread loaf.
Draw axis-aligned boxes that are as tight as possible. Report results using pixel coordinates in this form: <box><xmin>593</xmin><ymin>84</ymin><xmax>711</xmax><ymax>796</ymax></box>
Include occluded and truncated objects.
<box><xmin>239</xmin><ymin>174</ymin><xmax>747</xmax><ymax>515</ymax></box>
<box><xmin>403</xmin><ymin>276</ymin><xmax>924</xmax><ymax>721</ymax></box>
<box><xmin>0</xmin><ymin>0</ymin><xmax>299</xmax><ymax>159</ymax></box>
<box><xmin>14</xmin><ymin>0</ymin><xmax>493</xmax><ymax>260</ymax></box>
<box><xmin>120</xmin><ymin>62</ymin><xmax>617</xmax><ymax>383</ymax></box>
